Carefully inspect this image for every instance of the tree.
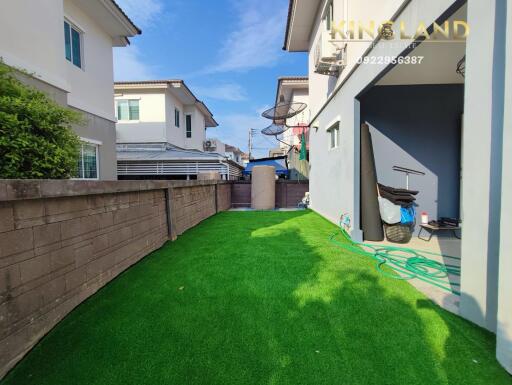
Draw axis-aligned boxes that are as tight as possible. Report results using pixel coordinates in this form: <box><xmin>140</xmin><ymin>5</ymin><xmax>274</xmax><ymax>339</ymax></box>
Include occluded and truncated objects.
<box><xmin>0</xmin><ymin>60</ymin><xmax>82</xmax><ymax>179</ymax></box>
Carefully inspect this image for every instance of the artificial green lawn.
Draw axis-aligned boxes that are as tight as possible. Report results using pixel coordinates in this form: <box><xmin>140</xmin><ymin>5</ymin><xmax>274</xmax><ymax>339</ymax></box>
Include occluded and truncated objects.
<box><xmin>3</xmin><ymin>211</ymin><xmax>511</xmax><ymax>385</ymax></box>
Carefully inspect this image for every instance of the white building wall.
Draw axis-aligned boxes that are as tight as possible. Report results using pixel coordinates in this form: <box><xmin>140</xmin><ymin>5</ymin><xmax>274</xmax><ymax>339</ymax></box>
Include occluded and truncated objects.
<box><xmin>165</xmin><ymin>92</ymin><xmax>186</xmax><ymax>148</ymax></box>
<box><xmin>0</xmin><ymin>0</ymin><xmax>118</xmax><ymax>122</ymax></box>
<box><xmin>307</xmin><ymin>0</ymin><xmax>405</xmax><ymax>213</ymax></box>
<box><xmin>0</xmin><ymin>0</ymin><xmax>68</xmax><ymax>91</ymax></box>
<box><xmin>115</xmin><ymin>90</ymin><xmax>167</xmax><ymax>143</ymax></box>
<box><xmin>116</xmin><ymin>88</ymin><xmax>209</xmax><ymax>151</ymax></box>
<box><xmin>497</xmin><ymin>0</ymin><xmax>512</xmax><ymax>372</ymax></box>
<box><xmin>308</xmin><ymin>0</ymin><xmax>406</xmax><ymax>119</ymax></box>
<box><xmin>459</xmin><ymin>0</ymin><xmax>505</xmax><ymax>332</ymax></box>
<box><xmin>184</xmin><ymin>106</ymin><xmax>207</xmax><ymax>151</ymax></box>
<box><xmin>63</xmin><ymin>0</ymin><xmax>116</xmax><ymax>121</ymax></box>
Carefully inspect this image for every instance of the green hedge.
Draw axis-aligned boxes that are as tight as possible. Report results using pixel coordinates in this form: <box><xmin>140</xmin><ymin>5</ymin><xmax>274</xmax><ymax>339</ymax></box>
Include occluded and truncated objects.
<box><xmin>0</xmin><ymin>61</ymin><xmax>82</xmax><ymax>179</ymax></box>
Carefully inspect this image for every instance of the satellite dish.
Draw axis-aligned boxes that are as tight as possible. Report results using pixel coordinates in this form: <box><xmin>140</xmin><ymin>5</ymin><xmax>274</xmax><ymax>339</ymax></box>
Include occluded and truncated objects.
<box><xmin>261</xmin><ymin>123</ymin><xmax>290</xmax><ymax>136</ymax></box>
<box><xmin>261</xmin><ymin>102</ymin><xmax>307</xmax><ymax>121</ymax></box>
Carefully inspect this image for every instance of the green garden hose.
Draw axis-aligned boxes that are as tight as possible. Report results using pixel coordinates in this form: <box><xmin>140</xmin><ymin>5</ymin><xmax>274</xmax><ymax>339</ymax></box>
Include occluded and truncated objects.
<box><xmin>330</xmin><ymin>217</ymin><xmax>461</xmax><ymax>295</ymax></box>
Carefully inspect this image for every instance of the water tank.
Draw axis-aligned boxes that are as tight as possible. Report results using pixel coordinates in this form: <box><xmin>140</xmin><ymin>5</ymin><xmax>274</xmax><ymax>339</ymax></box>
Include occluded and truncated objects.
<box><xmin>251</xmin><ymin>166</ymin><xmax>276</xmax><ymax>210</ymax></box>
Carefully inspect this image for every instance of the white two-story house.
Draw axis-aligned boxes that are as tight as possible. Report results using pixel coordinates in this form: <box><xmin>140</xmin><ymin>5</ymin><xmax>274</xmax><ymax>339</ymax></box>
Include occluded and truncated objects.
<box><xmin>114</xmin><ymin>80</ymin><xmax>243</xmax><ymax>180</ymax></box>
<box><xmin>0</xmin><ymin>0</ymin><xmax>140</xmax><ymax>180</ymax></box>
<box><xmin>283</xmin><ymin>0</ymin><xmax>512</xmax><ymax>372</ymax></box>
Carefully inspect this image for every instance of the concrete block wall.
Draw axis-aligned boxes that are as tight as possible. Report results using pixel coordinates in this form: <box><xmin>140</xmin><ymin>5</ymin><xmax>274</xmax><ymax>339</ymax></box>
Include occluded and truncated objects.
<box><xmin>217</xmin><ymin>183</ymin><xmax>232</xmax><ymax>212</ymax></box>
<box><xmin>170</xmin><ymin>184</ymin><xmax>217</xmax><ymax>237</ymax></box>
<box><xmin>0</xmin><ymin>179</ymin><xmax>231</xmax><ymax>378</ymax></box>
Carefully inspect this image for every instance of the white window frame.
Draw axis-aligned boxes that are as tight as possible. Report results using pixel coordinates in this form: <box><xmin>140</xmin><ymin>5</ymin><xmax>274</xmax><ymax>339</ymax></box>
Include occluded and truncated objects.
<box><xmin>74</xmin><ymin>138</ymin><xmax>100</xmax><ymax>180</ymax></box>
<box><xmin>64</xmin><ymin>18</ymin><xmax>84</xmax><ymax>70</ymax></box>
<box><xmin>115</xmin><ymin>99</ymin><xmax>140</xmax><ymax>122</ymax></box>
<box><xmin>185</xmin><ymin>114</ymin><xmax>192</xmax><ymax>138</ymax></box>
<box><xmin>327</xmin><ymin>121</ymin><xmax>340</xmax><ymax>150</ymax></box>
<box><xmin>322</xmin><ymin>0</ymin><xmax>334</xmax><ymax>31</ymax></box>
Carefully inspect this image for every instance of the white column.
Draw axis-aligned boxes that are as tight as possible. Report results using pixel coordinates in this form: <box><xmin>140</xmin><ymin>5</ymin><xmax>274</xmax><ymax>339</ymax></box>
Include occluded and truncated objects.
<box><xmin>459</xmin><ymin>0</ymin><xmax>506</xmax><ymax>332</ymax></box>
<box><xmin>497</xmin><ymin>0</ymin><xmax>512</xmax><ymax>374</ymax></box>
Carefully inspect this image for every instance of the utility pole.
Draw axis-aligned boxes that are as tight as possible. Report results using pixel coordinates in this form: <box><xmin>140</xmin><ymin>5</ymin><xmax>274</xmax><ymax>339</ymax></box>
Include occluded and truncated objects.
<box><xmin>248</xmin><ymin>128</ymin><xmax>257</xmax><ymax>160</ymax></box>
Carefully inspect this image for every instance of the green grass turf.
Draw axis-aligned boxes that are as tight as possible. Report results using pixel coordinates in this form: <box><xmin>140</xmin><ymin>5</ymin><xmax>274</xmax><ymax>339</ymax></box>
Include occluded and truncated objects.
<box><xmin>3</xmin><ymin>211</ymin><xmax>511</xmax><ymax>385</ymax></box>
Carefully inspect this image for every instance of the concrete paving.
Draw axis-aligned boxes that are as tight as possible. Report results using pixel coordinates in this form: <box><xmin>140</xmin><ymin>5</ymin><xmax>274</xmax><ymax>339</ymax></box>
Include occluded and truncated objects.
<box><xmin>366</xmin><ymin>234</ymin><xmax>461</xmax><ymax>315</ymax></box>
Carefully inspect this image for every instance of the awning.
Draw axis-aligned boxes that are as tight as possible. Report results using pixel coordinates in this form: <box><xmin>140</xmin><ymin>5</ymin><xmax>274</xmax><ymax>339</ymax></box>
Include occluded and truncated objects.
<box><xmin>243</xmin><ymin>158</ymin><xmax>289</xmax><ymax>176</ymax></box>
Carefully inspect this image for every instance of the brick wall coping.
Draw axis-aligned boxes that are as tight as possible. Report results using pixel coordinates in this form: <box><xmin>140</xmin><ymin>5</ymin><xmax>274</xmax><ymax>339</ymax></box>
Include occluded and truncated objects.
<box><xmin>232</xmin><ymin>180</ymin><xmax>310</xmax><ymax>184</ymax></box>
<box><xmin>0</xmin><ymin>180</ymin><xmax>230</xmax><ymax>202</ymax></box>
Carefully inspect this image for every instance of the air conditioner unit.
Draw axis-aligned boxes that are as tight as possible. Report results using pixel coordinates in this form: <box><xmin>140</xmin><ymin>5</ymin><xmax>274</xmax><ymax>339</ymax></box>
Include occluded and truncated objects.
<box><xmin>204</xmin><ymin>140</ymin><xmax>216</xmax><ymax>151</ymax></box>
<box><xmin>314</xmin><ymin>29</ymin><xmax>346</xmax><ymax>76</ymax></box>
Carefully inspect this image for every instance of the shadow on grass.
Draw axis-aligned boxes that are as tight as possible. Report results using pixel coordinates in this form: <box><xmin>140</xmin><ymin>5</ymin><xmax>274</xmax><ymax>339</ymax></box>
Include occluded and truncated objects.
<box><xmin>3</xmin><ymin>211</ymin><xmax>511</xmax><ymax>385</ymax></box>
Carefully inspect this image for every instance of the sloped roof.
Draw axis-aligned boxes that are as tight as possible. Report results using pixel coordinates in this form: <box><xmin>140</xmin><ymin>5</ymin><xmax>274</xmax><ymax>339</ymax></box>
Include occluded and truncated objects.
<box><xmin>117</xmin><ymin>143</ymin><xmax>244</xmax><ymax>169</ymax></box>
<box><xmin>282</xmin><ymin>0</ymin><xmax>322</xmax><ymax>51</ymax></box>
<box><xmin>110</xmin><ymin>0</ymin><xmax>141</xmax><ymax>34</ymax></box>
<box><xmin>117</xmin><ymin>144</ymin><xmax>225</xmax><ymax>161</ymax></box>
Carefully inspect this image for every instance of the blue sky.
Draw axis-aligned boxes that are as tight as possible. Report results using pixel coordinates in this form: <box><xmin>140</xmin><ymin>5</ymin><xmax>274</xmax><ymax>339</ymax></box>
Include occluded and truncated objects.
<box><xmin>114</xmin><ymin>0</ymin><xmax>307</xmax><ymax>157</ymax></box>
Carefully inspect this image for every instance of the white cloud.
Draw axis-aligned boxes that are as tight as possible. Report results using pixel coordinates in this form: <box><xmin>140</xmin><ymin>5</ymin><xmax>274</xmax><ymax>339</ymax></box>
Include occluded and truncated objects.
<box><xmin>114</xmin><ymin>45</ymin><xmax>156</xmax><ymax>81</ymax></box>
<box><xmin>193</xmin><ymin>83</ymin><xmax>248</xmax><ymax>102</ymax></box>
<box><xmin>114</xmin><ymin>0</ymin><xmax>163</xmax><ymax>29</ymax></box>
<box><xmin>205</xmin><ymin>0</ymin><xmax>288</xmax><ymax>73</ymax></box>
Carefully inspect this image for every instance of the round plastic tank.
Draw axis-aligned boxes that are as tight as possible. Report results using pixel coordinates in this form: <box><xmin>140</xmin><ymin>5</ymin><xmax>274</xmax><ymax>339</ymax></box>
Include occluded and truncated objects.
<box><xmin>251</xmin><ymin>166</ymin><xmax>276</xmax><ymax>210</ymax></box>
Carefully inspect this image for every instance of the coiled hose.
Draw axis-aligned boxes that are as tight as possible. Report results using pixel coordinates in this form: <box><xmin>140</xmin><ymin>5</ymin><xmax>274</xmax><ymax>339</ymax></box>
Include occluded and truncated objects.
<box><xmin>330</xmin><ymin>216</ymin><xmax>461</xmax><ymax>295</ymax></box>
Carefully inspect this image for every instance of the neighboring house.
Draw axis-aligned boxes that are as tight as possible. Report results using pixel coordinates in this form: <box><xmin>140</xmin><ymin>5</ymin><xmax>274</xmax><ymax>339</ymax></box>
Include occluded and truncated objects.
<box><xmin>115</xmin><ymin>80</ymin><xmax>216</xmax><ymax>151</ymax></box>
<box><xmin>204</xmin><ymin>138</ymin><xmax>226</xmax><ymax>154</ymax></box>
<box><xmin>224</xmin><ymin>145</ymin><xmax>247</xmax><ymax>167</ymax></box>
<box><xmin>114</xmin><ymin>81</ymin><xmax>243</xmax><ymax>180</ymax></box>
<box><xmin>269</xmin><ymin>148</ymin><xmax>286</xmax><ymax>158</ymax></box>
<box><xmin>204</xmin><ymin>138</ymin><xmax>246</xmax><ymax>167</ymax></box>
<box><xmin>275</xmin><ymin>76</ymin><xmax>310</xmax><ymax>180</ymax></box>
<box><xmin>0</xmin><ymin>0</ymin><xmax>140</xmax><ymax>180</ymax></box>
<box><xmin>283</xmin><ymin>0</ymin><xmax>512</xmax><ymax>371</ymax></box>
<box><xmin>241</xmin><ymin>153</ymin><xmax>250</xmax><ymax>167</ymax></box>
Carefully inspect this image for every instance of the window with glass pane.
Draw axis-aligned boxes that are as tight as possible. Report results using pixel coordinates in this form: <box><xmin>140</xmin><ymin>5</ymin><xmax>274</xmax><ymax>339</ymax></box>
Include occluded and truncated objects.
<box><xmin>328</xmin><ymin>123</ymin><xmax>339</xmax><ymax>149</ymax></box>
<box><xmin>116</xmin><ymin>100</ymin><xmax>139</xmax><ymax>120</ymax></box>
<box><xmin>175</xmin><ymin>109</ymin><xmax>180</xmax><ymax>127</ymax></box>
<box><xmin>82</xmin><ymin>144</ymin><xmax>97</xmax><ymax>178</ymax></box>
<box><xmin>186</xmin><ymin>115</ymin><xmax>192</xmax><ymax>138</ymax></box>
<box><xmin>76</xmin><ymin>143</ymin><xmax>98</xmax><ymax>179</ymax></box>
<box><xmin>326</xmin><ymin>1</ymin><xmax>334</xmax><ymax>30</ymax></box>
<box><xmin>64</xmin><ymin>21</ymin><xmax>82</xmax><ymax>68</ymax></box>
<box><xmin>64</xmin><ymin>22</ymin><xmax>71</xmax><ymax>61</ymax></box>
<box><xmin>128</xmin><ymin>100</ymin><xmax>139</xmax><ymax>120</ymax></box>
